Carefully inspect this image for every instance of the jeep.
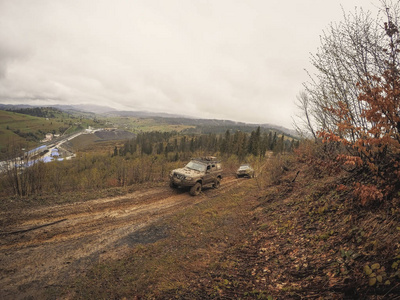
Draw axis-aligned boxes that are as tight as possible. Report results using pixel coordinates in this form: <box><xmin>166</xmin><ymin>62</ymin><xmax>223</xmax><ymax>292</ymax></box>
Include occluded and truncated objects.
<box><xmin>169</xmin><ymin>156</ymin><xmax>223</xmax><ymax>196</ymax></box>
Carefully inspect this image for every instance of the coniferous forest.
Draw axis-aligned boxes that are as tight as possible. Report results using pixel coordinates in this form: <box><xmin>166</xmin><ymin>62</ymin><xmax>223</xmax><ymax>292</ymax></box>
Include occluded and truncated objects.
<box><xmin>0</xmin><ymin>126</ymin><xmax>296</xmax><ymax>199</ymax></box>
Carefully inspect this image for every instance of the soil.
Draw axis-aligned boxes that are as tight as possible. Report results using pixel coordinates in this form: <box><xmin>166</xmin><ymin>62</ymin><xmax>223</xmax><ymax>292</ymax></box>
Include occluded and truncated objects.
<box><xmin>0</xmin><ymin>176</ymin><xmax>243</xmax><ymax>300</ymax></box>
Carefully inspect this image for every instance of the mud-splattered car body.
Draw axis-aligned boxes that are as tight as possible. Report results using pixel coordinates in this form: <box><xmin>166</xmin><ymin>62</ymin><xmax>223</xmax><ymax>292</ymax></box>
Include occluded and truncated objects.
<box><xmin>169</xmin><ymin>157</ymin><xmax>223</xmax><ymax>196</ymax></box>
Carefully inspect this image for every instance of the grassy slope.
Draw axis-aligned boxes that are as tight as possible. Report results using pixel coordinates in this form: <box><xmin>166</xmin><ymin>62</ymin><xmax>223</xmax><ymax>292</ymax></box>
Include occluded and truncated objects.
<box><xmin>107</xmin><ymin>116</ymin><xmax>195</xmax><ymax>133</ymax></box>
<box><xmin>0</xmin><ymin>110</ymin><xmax>57</xmax><ymax>150</ymax></box>
<box><xmin>58</xmin><ymin>155</ymin><xmax>400</xmax><ymax>299</ymax></box>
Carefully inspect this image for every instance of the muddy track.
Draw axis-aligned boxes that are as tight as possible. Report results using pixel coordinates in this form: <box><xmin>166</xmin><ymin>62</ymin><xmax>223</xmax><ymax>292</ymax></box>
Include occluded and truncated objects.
<box><xmin>0</xmin><ymin>176</ymin><xmax>245</xmax><ymax>299</ymax></box>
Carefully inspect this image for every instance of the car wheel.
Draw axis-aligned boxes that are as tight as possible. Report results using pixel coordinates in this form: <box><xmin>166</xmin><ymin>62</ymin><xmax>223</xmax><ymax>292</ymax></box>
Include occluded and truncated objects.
<box><xmin>213</xmin><ymin>178</ymin><xmax>221</xmax><ymax>189</ymax></box>
<box><xmin>190</xmin><ymin>182</ymin><xmax>202</xmax><ymax>196</ymax></box>
<box><xmin>170</xmin><ymin>181</ymin><xmax>177</xmax><ymax>188</ymax></box>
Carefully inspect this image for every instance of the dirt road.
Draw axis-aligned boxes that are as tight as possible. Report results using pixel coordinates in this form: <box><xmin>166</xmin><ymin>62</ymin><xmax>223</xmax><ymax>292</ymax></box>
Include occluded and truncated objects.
<box><xmin>0</xmin><ymin>176</ymin><xmax>243</xmax><ymax>299</ymax></box>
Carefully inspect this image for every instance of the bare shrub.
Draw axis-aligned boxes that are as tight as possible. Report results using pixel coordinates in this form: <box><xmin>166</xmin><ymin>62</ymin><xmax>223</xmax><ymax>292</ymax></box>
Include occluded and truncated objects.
<box><xmin>263</xmin><ymin>154</ymin><xmax>294</xmax><ymax>185</ymax></box>
<box><xmin>294</xmin><ymin>140</ymin><xmax>342</xmax><ymax>178</ymax></box>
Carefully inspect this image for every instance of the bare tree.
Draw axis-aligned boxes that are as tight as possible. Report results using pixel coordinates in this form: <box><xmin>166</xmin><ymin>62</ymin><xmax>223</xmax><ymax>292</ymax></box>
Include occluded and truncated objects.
<box><xmin>293</xmin><ymin>91</ymin><xmax>317</xmax><ymax>140</ymax></box>
<box><xmin>294</xmin><ymin>1</ymin><xmax>400</xmax><ymax>139</ymax></box>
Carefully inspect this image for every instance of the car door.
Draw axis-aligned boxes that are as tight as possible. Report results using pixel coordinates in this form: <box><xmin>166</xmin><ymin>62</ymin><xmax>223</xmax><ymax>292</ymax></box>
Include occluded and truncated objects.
<box><xmin>204</xmin><ymin>164</ymin><xmax>214</xmax><ymax>185</ymax></box>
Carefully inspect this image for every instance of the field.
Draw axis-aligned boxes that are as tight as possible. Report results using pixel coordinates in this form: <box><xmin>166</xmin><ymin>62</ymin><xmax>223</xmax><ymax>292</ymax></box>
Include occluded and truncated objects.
<box><xmin>66</xmin><ymin>130</ymin><xmax>136</xmax><ymax>153</ymax></box>
<box><xmin>106</xmin><ymin>116</ymin><xmax>195</xmax><ymax>133</ymax></box>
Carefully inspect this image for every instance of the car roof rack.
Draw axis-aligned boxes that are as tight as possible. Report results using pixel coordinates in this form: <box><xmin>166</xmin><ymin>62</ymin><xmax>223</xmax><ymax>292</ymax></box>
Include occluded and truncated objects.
<box><xmin>192</xmin><ymin>156</ymin><xmax>219</xmax><ymax>163</ymax></box>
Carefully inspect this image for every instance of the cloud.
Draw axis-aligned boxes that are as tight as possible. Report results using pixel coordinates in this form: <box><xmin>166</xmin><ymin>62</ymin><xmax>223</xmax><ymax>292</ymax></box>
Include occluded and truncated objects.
<box><xmin>0</xmin><ymin>0</ymin><xmax>379</xmax><ymax>128</ymax></box>
<box><xmin>0</xmin><ymin>27</ymin><xmax>30</xmax><ymax>78</ymax></box>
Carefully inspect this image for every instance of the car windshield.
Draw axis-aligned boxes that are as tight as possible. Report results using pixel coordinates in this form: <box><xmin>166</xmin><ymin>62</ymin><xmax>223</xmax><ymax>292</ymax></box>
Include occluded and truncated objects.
<box><xmin>186</xmin><ymin>161</ymin><xmax>206</xmax><ymax>172</ymax></box>
<box><xmin>239</xmin><ymin>165</ymin><xmax>250</xmax><ymax>170</ymax></box>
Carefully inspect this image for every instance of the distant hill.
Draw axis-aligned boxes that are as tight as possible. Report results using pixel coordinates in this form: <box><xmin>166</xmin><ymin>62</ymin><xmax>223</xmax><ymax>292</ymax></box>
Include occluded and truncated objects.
<box><xmin>0</xmin><ymin>104</ymin><xmax>39</xmax><ymax>110</ymax></box>
<box><xmin>103</xmin><ymin>110</ymin><xmax>190</xmax><ymax>119</ymax></box>
<box><xmin>104</xmin><ymin>110</ymin><xmax>298</xmax><ymax>137</ymax></box>
<box><xmin>54</xmin><ymin>104</ymin><xmax>116</xmax><ymax>114</ymax></box>
<box><xmin>0</xmin><ymin>103</ymin><xmax>115</xmax><ymax>115</ymax></box>
<box><xmin>0</xmin><ymin>103</ymin><xmax>298</xmax><ymax>138</ymax></box>
<box><xmin>259</xmin><ymin>123</ymin><xmax>298</xmax><ymax>138</ymax></box>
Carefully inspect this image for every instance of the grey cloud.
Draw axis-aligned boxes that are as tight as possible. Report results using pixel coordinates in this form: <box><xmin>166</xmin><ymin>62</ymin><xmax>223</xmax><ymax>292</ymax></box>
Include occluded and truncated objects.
<box><xmin>0</xmin><ymin>41</ymin><xmax>30</xmax><ymax>78</ymax></box>
<box><xmin>0</xmin><ymin>0</ymin><xmax>379</xmax><ymax>128</ymax></box>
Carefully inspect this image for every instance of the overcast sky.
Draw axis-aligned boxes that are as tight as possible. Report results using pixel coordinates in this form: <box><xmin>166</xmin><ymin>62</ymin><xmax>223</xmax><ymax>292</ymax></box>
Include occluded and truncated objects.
<box><xmin>0</xmin><ymin>0</ymin><xmax>379</xmax><ymax>128</ymax></box>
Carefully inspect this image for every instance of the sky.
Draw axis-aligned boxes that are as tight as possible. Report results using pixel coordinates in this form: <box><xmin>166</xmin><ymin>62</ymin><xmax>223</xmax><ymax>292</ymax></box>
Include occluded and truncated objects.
<box><xmin>0</xmin><ymin>0</ymin><xmax>380</xmax><ymax>128</ymax></box>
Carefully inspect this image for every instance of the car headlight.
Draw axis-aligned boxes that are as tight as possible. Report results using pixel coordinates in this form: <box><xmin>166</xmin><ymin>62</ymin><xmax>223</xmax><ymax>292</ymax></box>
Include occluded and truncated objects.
<box><xmin>185</xmin><ymin>176</ymin><xmax>193</xmax><ymax>181</ymax></box>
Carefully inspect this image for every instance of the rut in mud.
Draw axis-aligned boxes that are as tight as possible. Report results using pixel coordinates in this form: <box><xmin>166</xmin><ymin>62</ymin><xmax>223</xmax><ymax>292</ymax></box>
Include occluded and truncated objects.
<box><xmin>0</xmin><ymin>176</ymin><xmax>243</xmax><ymax>299</ymax></box>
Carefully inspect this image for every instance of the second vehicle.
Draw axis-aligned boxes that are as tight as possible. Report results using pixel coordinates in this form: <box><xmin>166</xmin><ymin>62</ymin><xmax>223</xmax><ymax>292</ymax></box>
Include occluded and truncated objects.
<box><xmin>236</xmin><ymin>164</ymin><xmax>255</xmax><ymax>178</ymax></box>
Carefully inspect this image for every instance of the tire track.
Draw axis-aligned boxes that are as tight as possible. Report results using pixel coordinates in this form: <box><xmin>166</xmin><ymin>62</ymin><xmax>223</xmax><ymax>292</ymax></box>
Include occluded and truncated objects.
<box><xmin>0</xmin><ymin>176</ymin><xmax>245</xmax><ymax>299</ymax></box>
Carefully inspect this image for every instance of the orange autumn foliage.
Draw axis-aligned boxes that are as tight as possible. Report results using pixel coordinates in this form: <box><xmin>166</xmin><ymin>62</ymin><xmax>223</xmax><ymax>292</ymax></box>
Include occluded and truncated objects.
<box><xmin>353</xmin><ymin>183</ymin><xmax>384</xmax><ymax>206</ymax></box>
<box><xmin>317</xmin><ymin>20</ymin><xmax>400</xmax><ymax>204</ymax></box>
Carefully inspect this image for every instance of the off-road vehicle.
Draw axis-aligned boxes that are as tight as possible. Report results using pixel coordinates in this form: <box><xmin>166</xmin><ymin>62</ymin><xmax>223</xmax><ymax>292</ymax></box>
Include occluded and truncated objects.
<box><xmin>236</xmin><ymin>164</ymin><xmax>255</xmax><ymax>178</ymax></box>
<box><xmin>169</xmin><ymin>156</ymin><xmax>223</xmax><ymax>196</ymax></box>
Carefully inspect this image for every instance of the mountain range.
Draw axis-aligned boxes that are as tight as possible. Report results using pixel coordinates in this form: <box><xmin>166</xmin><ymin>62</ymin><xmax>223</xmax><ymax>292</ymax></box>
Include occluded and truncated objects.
<box><xmin>0</xmin><ymin>103</ymin><xmax>298</xmax><ymax>137</ymax></box>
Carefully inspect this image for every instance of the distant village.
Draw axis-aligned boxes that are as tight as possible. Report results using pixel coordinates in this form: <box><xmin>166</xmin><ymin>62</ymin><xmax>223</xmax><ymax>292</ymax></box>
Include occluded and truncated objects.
<box><xmin>25</xmin><ymin>127</ymin><xmax>100</xmax><ymax>163</ymax></box>
<box><xmin>41</xmin><ymin>132</ymin><xmax>60</xmax><ymax>143</ymax></box>
<box><xmin>0</xmin><ymin>127</ymin><xmax>123</xmax><ymax>172</ymax></box>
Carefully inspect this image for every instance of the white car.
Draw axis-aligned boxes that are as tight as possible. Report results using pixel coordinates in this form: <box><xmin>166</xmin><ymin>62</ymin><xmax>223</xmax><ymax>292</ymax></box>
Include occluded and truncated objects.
<box><xmin>236</xmin><ymin>164</ymin><xmax>255</xmax><ymax>178</ymax></box>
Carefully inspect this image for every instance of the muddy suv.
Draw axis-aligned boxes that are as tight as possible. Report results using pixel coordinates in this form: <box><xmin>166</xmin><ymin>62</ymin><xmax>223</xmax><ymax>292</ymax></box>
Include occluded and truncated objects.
<box><xmin>169</xmin><ymin>157</ymin><xmax>223</xmax><ymax>196</ymax></box>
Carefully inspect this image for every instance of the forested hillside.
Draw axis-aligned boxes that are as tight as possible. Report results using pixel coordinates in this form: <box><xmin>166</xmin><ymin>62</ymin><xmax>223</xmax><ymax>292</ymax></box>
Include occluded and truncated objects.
<box><xmin>0</xmin><ymin>125</ymin><xmax>295</xmax><ymax>199</ymax></box>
